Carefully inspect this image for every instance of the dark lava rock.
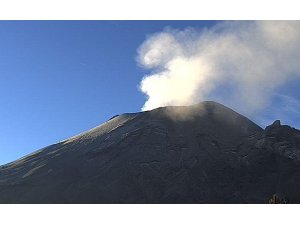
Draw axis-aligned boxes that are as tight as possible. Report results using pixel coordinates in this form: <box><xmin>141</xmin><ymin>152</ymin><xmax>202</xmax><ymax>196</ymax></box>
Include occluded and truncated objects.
<box><xmin>0</xmin><ymin>101</ymin><xmax>300</xmax><ymax>203</ymax></box>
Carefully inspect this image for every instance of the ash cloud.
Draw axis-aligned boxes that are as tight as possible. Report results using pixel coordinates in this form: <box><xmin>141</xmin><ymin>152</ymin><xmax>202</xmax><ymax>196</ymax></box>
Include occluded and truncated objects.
<box><xmin>137</xmin><ymin>21</ymin><xmax>300</xmax><ymax>115</ymax></box>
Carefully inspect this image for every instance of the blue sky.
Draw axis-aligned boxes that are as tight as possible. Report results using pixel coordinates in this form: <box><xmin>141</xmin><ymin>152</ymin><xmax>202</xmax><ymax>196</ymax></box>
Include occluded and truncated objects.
<box><xmin>0</xmin><ymin>21</ymin><xmax>217</xmax><ymax>164</ymax></box>
<box><xmin>0</xmin><ymin>21</ymin><xmax>300</xmax><ymax>165</ymax></box>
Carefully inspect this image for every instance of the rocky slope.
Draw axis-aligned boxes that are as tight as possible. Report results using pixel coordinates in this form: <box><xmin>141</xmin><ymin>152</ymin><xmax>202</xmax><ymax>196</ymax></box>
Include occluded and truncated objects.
<box><xmin>0</xmin><ymin>101</ymin><xmax>300</xmax><ymax>203</ymax></box>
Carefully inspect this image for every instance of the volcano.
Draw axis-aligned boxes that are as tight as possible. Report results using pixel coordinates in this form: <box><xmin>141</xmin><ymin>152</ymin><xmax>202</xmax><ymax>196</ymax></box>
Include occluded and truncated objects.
<box><xmin>1</xmin><ymin>101</ymin><xmax>300</xmax><ymax>203</ymax></box>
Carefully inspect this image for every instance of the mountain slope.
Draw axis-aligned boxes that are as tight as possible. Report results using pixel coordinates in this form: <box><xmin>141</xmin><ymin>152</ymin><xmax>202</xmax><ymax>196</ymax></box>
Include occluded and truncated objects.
<box><xmin>0</xmin><ymin>101</ymin><xmax>300</xmax><ymax>203</ymax></box>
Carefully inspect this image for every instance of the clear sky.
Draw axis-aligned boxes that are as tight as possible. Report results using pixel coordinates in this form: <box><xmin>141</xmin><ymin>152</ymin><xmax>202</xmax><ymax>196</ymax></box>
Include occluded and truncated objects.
<box><xmin>1</xmin><ymin>21</ymin><xmax>300</xmax><ymax>165</ymax></box>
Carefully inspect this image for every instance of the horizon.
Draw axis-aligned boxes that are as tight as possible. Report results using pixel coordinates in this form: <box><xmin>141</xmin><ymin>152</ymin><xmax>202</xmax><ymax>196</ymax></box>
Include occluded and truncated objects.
<box><xmin>1</xmin><ymin>21</ymin><xmax>300</xmax><ymax>165</ymax></box>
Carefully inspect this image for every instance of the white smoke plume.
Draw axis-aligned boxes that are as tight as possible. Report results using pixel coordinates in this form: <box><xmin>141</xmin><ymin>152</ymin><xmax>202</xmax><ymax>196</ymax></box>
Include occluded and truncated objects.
<box><xmin>137</xmin><ymin>21</ymin><xmax>300</xmax><ymax>115</ymax></box>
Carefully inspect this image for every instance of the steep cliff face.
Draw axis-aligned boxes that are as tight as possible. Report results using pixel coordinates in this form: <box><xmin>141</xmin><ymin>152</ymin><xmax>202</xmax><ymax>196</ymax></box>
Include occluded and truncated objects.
<box><xmin>0</xmin><ymin>101</ymin><xmax>299</xmax><ymax>203</ymax></box>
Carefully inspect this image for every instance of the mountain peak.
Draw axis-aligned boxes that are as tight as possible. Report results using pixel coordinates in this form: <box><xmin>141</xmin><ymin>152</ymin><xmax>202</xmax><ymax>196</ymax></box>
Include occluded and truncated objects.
<box><xmin>146</xmin><ymin>101</ymin><xmax>262</xmax><ymax>135</ymax></box>
<box><xmin>1</xmin><ymin>101</ymin><xmax>300</xmax><ymax>203</ymax></box>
